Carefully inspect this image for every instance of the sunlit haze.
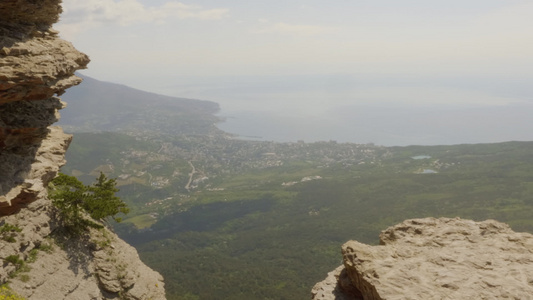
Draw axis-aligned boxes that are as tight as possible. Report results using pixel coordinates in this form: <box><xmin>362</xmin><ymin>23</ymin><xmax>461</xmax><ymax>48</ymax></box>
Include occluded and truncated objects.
<box><xmin>57</xmin><ymin>0</ymin><xmax>533</xmax><ymax>145</ymax></box>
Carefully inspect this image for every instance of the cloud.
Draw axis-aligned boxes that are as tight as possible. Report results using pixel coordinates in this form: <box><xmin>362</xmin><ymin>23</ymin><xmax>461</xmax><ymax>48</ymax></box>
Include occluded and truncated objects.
<box><xmin>57</xmin><ymin>0</ymin><xmax>228</xmax><ymax>37</ymax></box>
<box><xmin>253</xmin><ymin>22</ymin><xmax>336</xmax><ymax>36</ymax></box>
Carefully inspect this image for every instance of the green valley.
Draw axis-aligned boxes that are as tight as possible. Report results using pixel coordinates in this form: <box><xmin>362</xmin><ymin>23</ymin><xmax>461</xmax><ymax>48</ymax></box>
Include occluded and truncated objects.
<box><xmin>61</xmin><ymin>132</ymin><xmax>533</xmax><ymax>299</ymax></box>
<box><xmin>59</xmin><ymin>77</ymin><xmax>533</xmax><ymax>299</ymax></box>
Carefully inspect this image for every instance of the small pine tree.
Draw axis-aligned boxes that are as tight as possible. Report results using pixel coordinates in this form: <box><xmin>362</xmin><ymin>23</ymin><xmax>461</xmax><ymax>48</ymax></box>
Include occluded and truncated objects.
<box><xmin>49</xmin><ymin>172</ymin><xmax>129</xmax><ymax>234</ymax></box>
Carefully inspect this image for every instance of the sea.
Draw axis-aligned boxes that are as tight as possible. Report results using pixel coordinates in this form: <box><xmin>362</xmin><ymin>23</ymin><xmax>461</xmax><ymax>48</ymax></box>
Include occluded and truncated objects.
<box><xmin>155</xmin><ymin>74</ymin><xmax>533</xmax><ymax>146</ymax></box>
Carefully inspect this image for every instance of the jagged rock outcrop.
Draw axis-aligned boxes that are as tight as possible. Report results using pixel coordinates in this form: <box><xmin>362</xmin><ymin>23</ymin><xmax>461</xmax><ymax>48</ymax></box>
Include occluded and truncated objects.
<box><xmin>311</xmin><ymin>266</ymin><xmax>362</xmax><ymax>300</ymax></box>
<box><xmin>0</xmin><ymin>0</ymin><xmax>88</xmax><ymax>215</ymax></box>
<box><xmin>1</xmin><ymin>1</ymin><xmax>166</xmax><ymax>299</ymax></box>
<box><xmin>1</xmin><ymin>198</ymin><xmax>166</xmax><ymax>299</ymax></box>
<box><xmin>312</xmin><ymin>217</ymin><xmax>533</xmax><ymax>300</ymax></box>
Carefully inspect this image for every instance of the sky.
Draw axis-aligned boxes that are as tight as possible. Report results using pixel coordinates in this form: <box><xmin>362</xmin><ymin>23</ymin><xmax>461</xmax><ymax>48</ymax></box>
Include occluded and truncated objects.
<box><xmin>56</xmin><ymin>0</ymin><xmax>533</xmax><ymax>145</ymax></box>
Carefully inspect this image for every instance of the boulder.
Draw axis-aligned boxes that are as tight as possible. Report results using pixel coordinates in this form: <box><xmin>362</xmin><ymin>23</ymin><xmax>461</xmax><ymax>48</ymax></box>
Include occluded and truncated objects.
<box><xmin>313</xmin><ymin>218</ymin><xmax>533</xmax><ymax>299</ymax></box>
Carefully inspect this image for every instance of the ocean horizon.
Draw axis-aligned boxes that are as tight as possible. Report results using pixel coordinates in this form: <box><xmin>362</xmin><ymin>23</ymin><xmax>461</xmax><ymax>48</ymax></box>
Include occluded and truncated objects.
<box><xmin>215</xmin><ymin>103</ymin><xmax>533</xmax><ymax>147</ymax></box>
<box><xmin>145</xmin><ymin>74</ymin><xmax>533</xmax><ymax>147</ymax></box>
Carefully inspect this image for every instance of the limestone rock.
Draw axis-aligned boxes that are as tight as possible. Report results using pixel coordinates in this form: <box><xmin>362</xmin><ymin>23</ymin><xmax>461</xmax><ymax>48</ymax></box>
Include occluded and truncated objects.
<box><xmin>0</xmin><ymin>126</ymin><xmax>71</xmax><ymax>215</ymax></box>
<box><xmin>0</xmin><ymin>197</ymin><xmax>53</xmax><ymax>281</ymax></box>
<box><xmin>313</xmin><ymin>218</ymin><xmax>533</xmax><ymax>299</ymax></box>
<box><xmin>311</xmin><ymin>266</ymin><xmax>362</xmax><ymax>300</ymax></box>
<box><xmin>1</xmin><ymin>191</ymin><xmax>166</xmax><ymax>299</ymax></box>
<box><xmin>0</xmin><ymin>0</ymin><xmax>88</xmax><ymax>215</ymax></box>
<box><xmin>0</xmin><ymin>0</ymin><xmax>89</xmax><ymax>105</ymax></box>
<box><xmin>0</xmin><ymin>0</ymin><xmax>62</xmax><ymax>26</ymax></box>
<box><xmin>0</xmin><ymin>1</ymin><xmax>168</xmax><ymax>299</ymax></box>
<box><xmin>92</xmin><ymin>230</ymin><xmax>166</xmax><ymax>299</ymax></box>
<box><xmin>7</xmin><ymin>225</ymin><xmax>166</xmax><ymax>300</ymax></box>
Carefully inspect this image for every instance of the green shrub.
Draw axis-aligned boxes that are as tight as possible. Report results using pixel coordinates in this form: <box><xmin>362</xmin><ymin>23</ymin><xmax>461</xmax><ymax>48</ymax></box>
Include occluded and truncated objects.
<box><xmin>27</xmin><ymin>249</ymin><xmax>38</xmax><ymax>264</ymax></box>
<box><xmin>0</xmin><ymin>224</ymin><xmax>22</xmax><ymax>243</ymax></box>
<box><xmin>4</xmin><ymin>255</ymin><xmax>23</xmax><ymax>268</ymax></box>
<box><xmin>37</xmin><ymin>238</ymin><xmax>55</xmax><ymax>253</ymax></box>
<box><xmin>18</xmin><ymin>274</ymin><xmax>30</xmax><ymax>283</ymax></box>
<box><xmin>49</xmin><ymin>172</ymin><xmax>129</xmax><ymax>234</ymax></box>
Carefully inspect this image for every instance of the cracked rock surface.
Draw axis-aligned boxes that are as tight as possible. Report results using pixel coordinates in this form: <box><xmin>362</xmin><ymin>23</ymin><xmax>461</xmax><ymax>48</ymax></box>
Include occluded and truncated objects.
<box><xmin>7</xmin><ymin>224</ymin><xmax>166</xmax><ymax>300</ymax></box>
<box><xmin>312</xmin><ymin>218</ymin><xmax>533</xmax><ymax>300</ymax></box>
<box><xmin>0</xmin><ymin>0</ymin><xmax>88</xmax><ymax>215</ymax></box>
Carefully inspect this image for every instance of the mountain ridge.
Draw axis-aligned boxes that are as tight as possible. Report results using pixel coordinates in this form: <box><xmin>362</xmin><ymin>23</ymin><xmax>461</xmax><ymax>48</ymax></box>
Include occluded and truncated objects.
<box><xmin>59</xmin><ymin>73</ymin><xmax>222</xmax><ymax>136</ymax></box>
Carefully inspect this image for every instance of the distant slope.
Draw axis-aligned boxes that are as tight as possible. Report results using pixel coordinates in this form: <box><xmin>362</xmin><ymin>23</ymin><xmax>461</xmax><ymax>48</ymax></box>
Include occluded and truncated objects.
<box><xmin>59</xmin><ymin>74</ymin><xmax>222</xmax><ymax>136</ymax></box>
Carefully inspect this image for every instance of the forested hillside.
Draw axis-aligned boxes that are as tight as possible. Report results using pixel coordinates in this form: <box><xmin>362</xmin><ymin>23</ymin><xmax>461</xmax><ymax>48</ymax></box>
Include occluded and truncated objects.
<box><xmin>59</xmin><ymin>75</ymin><xmax>222</xmax><ymax>136</ymax></box>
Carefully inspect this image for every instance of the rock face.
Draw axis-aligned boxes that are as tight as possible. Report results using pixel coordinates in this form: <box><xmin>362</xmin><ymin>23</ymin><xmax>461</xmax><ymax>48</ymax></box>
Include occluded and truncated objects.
<box><xmin>1</xmin><ymin>198</ymin><xmax>166</xmax><ymax>300</ymax></box>
<box><xmin>312</xmin><ymin>218</ymin><xmax>533</xmax><ymax>300</ymax></box>
<box><xmin>0</xmin><ymin>0</ymin><xmax>88</xmax><ymax>215</ymax></box>
<box><xmin>0</xmin><ymin>1</ymin><xmax>166</xmax><ymax>299</ymax></box>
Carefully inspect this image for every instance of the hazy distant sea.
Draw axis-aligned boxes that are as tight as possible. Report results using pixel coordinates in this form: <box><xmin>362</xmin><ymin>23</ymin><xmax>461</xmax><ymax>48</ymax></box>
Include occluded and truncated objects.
<box><xmin>156</xmin><ymin>74</ymin><xmax>533</xmax><ymax>146</ymax></box>
<box><xmin>216</xmin><ymin>105</ymin><xmax>533</xmax><ymax>146</ymax></box>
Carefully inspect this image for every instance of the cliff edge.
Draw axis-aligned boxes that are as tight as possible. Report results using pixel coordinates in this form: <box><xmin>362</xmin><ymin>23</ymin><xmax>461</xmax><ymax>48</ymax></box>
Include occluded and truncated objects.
<box><xmin>0</xmin><ymin>1</ymin><xmax>166</xmax><ymax>299</ymax></box>
<box><xmin>312</xmin><ymin>217</ymin><xmax>533</xmax><ymax>300</ymax></box>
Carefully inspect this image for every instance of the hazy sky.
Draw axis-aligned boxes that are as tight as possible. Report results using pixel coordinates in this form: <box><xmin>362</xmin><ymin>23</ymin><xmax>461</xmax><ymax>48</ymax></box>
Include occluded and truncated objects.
<box><xmin>58</xmin><ymin>0</ymin><xmax>533</xmax><ymax>79</ymax></box>
<box><xmin>56</xmin><ymin>0</ymin><xmax>533</xmax><ymax>145</ymax></box>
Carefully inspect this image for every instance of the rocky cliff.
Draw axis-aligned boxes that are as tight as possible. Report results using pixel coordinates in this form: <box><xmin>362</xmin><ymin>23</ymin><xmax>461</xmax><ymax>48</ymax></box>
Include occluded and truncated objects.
<box><xmin>0</xmin><ymin>1</ymin><xmax>166</xmax><ymax>298</ymax></box>
<box><xmin>312</xmin><ymin>217</ymin><xmax>533</xmax><ymax>300</ymax></box>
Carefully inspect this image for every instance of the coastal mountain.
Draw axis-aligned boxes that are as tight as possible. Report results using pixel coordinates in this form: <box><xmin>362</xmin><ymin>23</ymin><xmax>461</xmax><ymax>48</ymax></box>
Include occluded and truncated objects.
<box><xmin>0</xmin><ymin>1</ymin><xmax>165</xmax><ymax>299</ymax></box>
<box><xmin>59</xmin><ymin>74</ymin><xmax>222</xmax><ymax>136</ymax></box>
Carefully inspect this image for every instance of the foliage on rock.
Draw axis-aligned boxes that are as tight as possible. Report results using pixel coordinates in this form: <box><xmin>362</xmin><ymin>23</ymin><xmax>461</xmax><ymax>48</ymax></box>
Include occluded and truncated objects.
<box><xmin>0</xmin><ymin>286</ymin><xmax>25</xmax><ymax>300</ymax></box>
<box><xmin>0</xmin><ymin>223</ymin><xmax>22</xmax><ymax>243</ymax></box>
<box><xmin>49</xmin><ymin>173</ymin><xmax>129</xmax><ymax>234</ymax></box>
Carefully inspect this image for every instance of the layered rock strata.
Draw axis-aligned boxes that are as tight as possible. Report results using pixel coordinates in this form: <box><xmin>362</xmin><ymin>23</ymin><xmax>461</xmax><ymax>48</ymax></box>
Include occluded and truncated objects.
<box><xmin>312</xmin><ymin>217</ymin><xmax>533</xmax><ymax>300</ymax></box>
<box><xmin>0</xmin><ymin>0</ymin><xmax>89</xmax><ymax>215</ymax></box>
<box><xmin>1</xmin><ymin>0</ymin><xmax>167</xmax><ymax>298</ymax></box>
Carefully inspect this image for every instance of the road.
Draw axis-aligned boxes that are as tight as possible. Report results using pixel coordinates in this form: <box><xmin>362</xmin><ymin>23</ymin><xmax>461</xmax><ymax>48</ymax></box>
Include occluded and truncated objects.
<box><xmin>185</xmin><ymin>160</ymin><xmax>196</xmax><ymax>190</ymax></box>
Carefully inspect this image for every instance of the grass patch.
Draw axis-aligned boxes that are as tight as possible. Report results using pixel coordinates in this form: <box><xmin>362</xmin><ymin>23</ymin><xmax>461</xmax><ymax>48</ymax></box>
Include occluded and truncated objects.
<box><xmin>123</xmin><ymin>214</ymin><xmax>157</xmax><ymax>229</ymax></box>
